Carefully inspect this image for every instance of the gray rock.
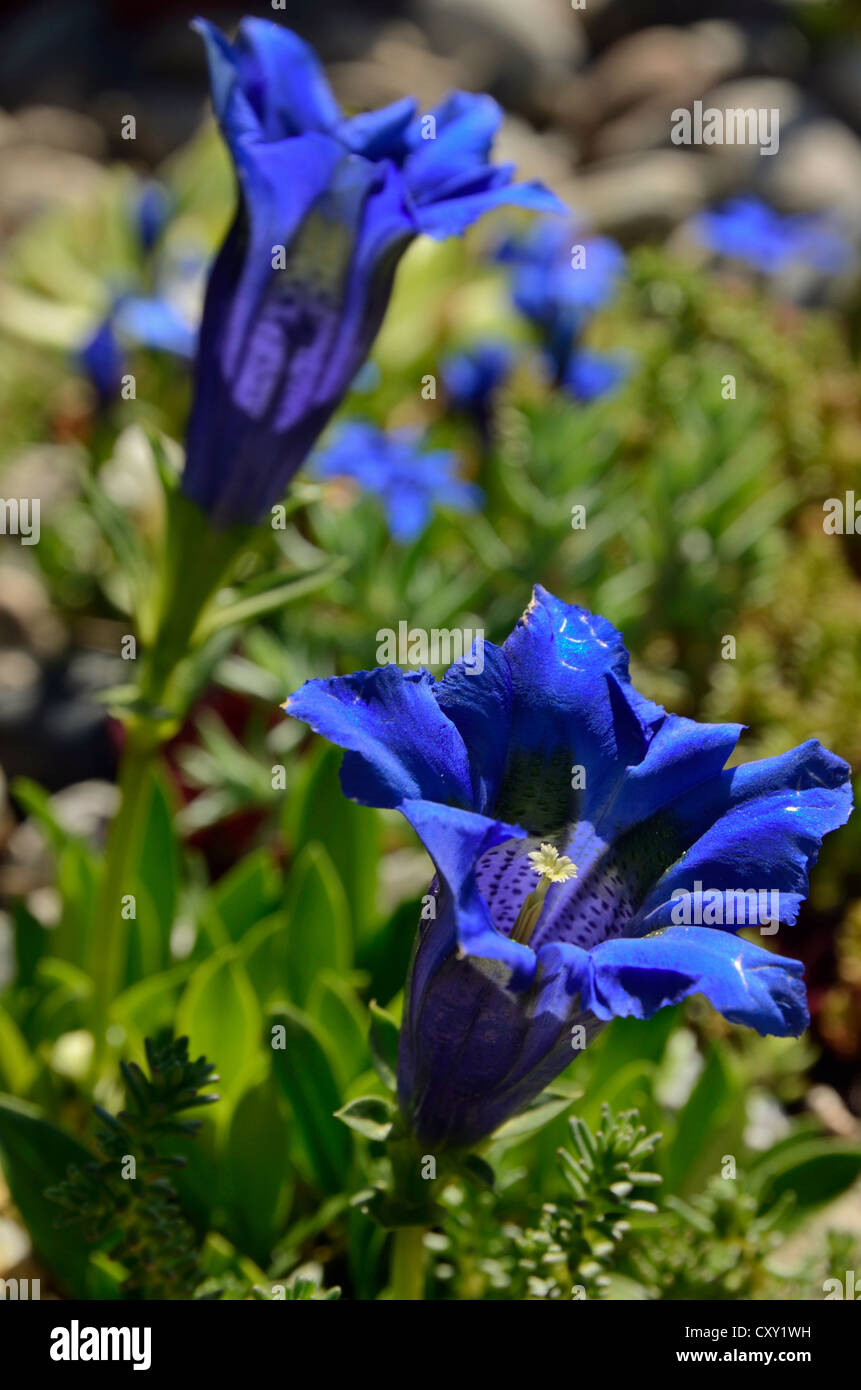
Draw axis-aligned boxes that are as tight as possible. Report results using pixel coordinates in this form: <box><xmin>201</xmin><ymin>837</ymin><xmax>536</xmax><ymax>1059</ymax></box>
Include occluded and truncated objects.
<box><xmin>566</xmin><ymin>150</ymin><xmax>712</xmax><ymax>238</ymax></box>
<box><xmin>763</xmin><ymin>117</ymin><xmax>861</xmax><ymax>227</ymax></box>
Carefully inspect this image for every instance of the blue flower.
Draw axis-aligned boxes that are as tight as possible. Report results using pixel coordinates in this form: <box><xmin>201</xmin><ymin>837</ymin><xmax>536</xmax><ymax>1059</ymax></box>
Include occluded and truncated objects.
<box><xmin>181</xmin><ymin>17</ymin><xmax>562</xmax><ymax>526</ymax></box>
<box><xmin>442</xmin><ymin>342</ymin><xmax>513</xmax><ymax>413</ymax></box>
<box><xmin>78</xmin><ymin>280</ymin><xmax>198</xmax><ymax>408</ymax></box>
<box><xmin>286</xmin><ymin>587</ymin><xmax>852</xmax><ymax>1148</ymax></box>
<box><xmin>79</xmin><ymin>316</ymin><xmax>125</xmax><ymax>408</ymax></box>
<box><xmin>133</xmin><ymin>179</ymin><xmax>173</xmax><ymax>255</ymax></box>
<box><xmin>496</xmin><ymin>219</ymin><xmax>625</xmax><ymax>383</ymax></box>
<box><xmin>562</xmin><ymin>347</ymin><xmax>628</xmax><ymax>403</ymax></box>
<box><xmin>311</xmin><ymin>422</ymin><xmax>480</xmax><ymax>544</ymax></box>
<box><xmin>689</xmin><ymin>197</ymin><xmax>852</xmax><ymax>277</ymax></box>
<box><xmin>441</xmin><ymin>341</ymin><xmax>513</xmax><ymax>438</ymax></box>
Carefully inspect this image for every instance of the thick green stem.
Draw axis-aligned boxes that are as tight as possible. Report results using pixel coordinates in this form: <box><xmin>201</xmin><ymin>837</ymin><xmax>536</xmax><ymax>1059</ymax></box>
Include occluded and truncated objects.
<box><xmin>390</xmin><ymin>1225</ymin><xmax>426</xmax><ymax>1301</ymax></box>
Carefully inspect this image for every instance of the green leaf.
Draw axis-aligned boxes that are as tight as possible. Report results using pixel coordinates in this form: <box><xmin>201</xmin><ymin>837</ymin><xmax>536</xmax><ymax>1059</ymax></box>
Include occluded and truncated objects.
<box><xmin>241</xmin><ymin>911</ymin><xmax>289</xmax><ymax>1005</ymax></box>
<box><xmin>368</xmin><ymin>1000</ymin><xmax>400</xmax><ymax>1092</ymax></box>
<box><xmin>284</xmin><ymin>843</ymin><xmax>351</xmax><ymax>1007</ymax></box>
<box><xmin>195</xmin><ymin>557</ymin><xmax>348</xmax><ymax>639</ymax></box>
<box><xmin>334</xmin><ymin>1095</ymin><xmax>394</xmax><ymax>1142</ymax></box>
<box><xmin>126</xmin><ymin>769</ymin><xmax>179</xmax><ymax>981</ymax></box>
<box><xmin>459</xmin><ymin>1153</ymin><xmax>496</xmax><ymax>1189</ymax></box>
<box><xmin>269</xmin><ymin>1005</ymin><xmax>352</xmax><ymax>1194</ymax></box>
<box><xmin>491</xmin><ymin>1090</ymin><xmax>581</xmax><ymax>1145</ymax></box>
<box><xmin>0</xmin><ymin>1008</ymin><xmax>37</xmax><ymax>1096</ymax></box>
<box><xmin>176</xmin><ymin>948</ymin><xmax>261</xmax><ymax>1107</ymax></box>
<box><xmin>0</xmin><ymin>1095</ymin><xmax>93</xmax><ymax>1295</ymax></box>
<box><xmin>209</xmin><ymin>848</ymin><xmax>282</xmax><ymax>943</ymax></box>
<box><xmin>665</xmin><ymin>1044</ymin><xmax>743</xmax><ymax>1194</ymax></box>
<box><xmin>751</xmin><ymin>1139</ymin><xmax>861</xmax><ymax>1219</ymax></box>
<box><xmin>357</xmin><ymin>894</ymin><xmax>418</xmax><ymax>1007</ymax></box>
<box><xmin>223</xmin><ymin>1072</ymin><xmax>293</xmax><ymax>1264</ymax></box>
<box><xmin>31</xmin><ymin>958</ymin><xmax>93</xmax><ymax>1040</ymax></box>
<box><xmin>308</xmin><ymin>971</ymin><xmax>369</xmax><ymax>1086</ymax></box>
<box><xmin>286</xmin><ymin>743</ymin><xmax>380</xmax><ymax>949</ymax></box>
<box><xmin>110</xmin><ymin>964</ymin><xmax>193</xmax><ymax>1052</ymax></box>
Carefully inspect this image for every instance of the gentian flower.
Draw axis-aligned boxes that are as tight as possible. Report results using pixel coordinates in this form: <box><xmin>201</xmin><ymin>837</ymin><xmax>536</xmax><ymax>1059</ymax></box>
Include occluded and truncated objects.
<box><xmin>441</xmin><ymin>341</ymin><xmax>513</xmax><ymax>440</ymax></box>
<box><xmin>562</xmin><ymin>347</ymin><xmax>628</xmax><ymax>404</ymax></box>
<box><xmin>79</xmin><ymin>316</ymin><xmax>125</xmax><ymax>409</ymax></box>
<box><xmin>286</xmin><ymin>587</ymin><xmax>852</xmax><ymax>1149</ymax></box>
<box><xmin>689</xmin><ymin>197</ymin><xmax>852</xmax><ymax>277</ymax></box>
<box><xmin>495</xmin><ymin>219</ymin><xmax>625</xmax><ymax>383</ymax></box>
<box><xmin>78</xmin><ymin>281</ymin><xmax>198</xmax><ymax>408</ymax></box>
<box><xmin>133</xmin><ymin>179</ymin><xmax>173</xmax><ymax>255</ymax></box>
<box><xmin>311</xmin><ymin>422</ymin><xmax>480</xmax><ymax>544</ymax></box>
<box><xmin>181</xmin><ymin>16</ymin><xmax>562</xmax><ymax>526</ymax></box>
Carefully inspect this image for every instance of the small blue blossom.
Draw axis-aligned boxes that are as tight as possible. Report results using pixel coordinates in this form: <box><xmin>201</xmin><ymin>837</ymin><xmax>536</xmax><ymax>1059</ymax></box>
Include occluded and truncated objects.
<box><xmin>441</xmin><ymin>341</ymin><xmax>513</xmax><ymax>437</ymax></box>
<box><xmin>286</xmin><ymin>587</ymin><xmax>852</xmax><ymax>1148</ymax></box>
<box><xmin>133</xmin><ymin>179</ymin><xmax>173</xmax><ymax>255</ymax></box>
<box><xmin>689</xmin><ymin>197</ymin><xmax>852</xmax><ymax>277</ymax></box>
<box><xmin>79</xmin><ymin>279</ymin><xmax>198</xmax><ymax>408</ymax></box>
<box><xmin>181</xmin><ymin>16</ymin><xmax>562</xmax><ymax>526</ymax></box>
<box><xmin>496</xmin><ymin>219</ymin><xmax>624</xmax><ymax>371</ymax></box>
<box><xmin>495</xmin><ymin>218</ymin><xmax>626</xmax><ymax>398</ymax></box>
<box><xmin>79</xmin><ymin>316</ymin><xmax>125</xmax><ymax>408</ymax></box>
<box><xmin>562</xmin><ymin>347</ymin><xmax>628</xmax><ymax>403</ymax></box>
<box><xmin>311</xmin><ymin>422</ymin><xmax>481</xmax><ymax>544</ymax></box>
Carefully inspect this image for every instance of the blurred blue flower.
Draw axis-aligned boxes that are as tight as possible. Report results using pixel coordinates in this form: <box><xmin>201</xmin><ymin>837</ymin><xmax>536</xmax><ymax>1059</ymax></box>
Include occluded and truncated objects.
<box><xmin>181</xmin><ymin>17</ymin><xmax>562</xmax><ymax>526</ymax></box>
<box><xmin>496</xmin><ymin>219</ymin><xmax>625</xmax><ymax>381</ymax></box>
<box><xmin>286</xmin><ymin>587</ymin><xmax>852</xmax><ymax>1148</ymax></box>
<box><xmin>133</xmin><ymin>180</ymin><xmax>173</xmax><ymax>255</ymax></box>
<box><xmin>441</xmin><ymin>341</ymin><xmax>513</xmax><ymax>435</ymax></box>
<box><xmin>562</xmin><ymin>347</ymin><xmax>628</xmax><ymax>403</ymax></box>
<box><xmin>79</xmin><ymin>316</ymin><xmax>125</xmax><ymax>409</ymax></box>
<box><xmin>78</xmin><ymin>279</ymin><xmax>198</xmax><ymax>409</ymax></box>
<box><xmin>689</xmin><ymin>197</ymin><xmax>852</xmax><ymax>276</ymax></box>
<box><xmin>312</xmin><ymin>422</ymin><xmax>480</xmax><ymax>543</ymax></box>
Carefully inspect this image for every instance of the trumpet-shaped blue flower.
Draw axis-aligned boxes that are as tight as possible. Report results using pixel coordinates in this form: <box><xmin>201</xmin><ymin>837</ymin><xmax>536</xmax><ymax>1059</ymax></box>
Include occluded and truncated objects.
<box><xmin>286</xmin><ymin>587</ymin><xmax>852</xmax><ymax>1148</ymax></box>
<box><xmin>181</xmin><ymin>16</ymin><xmax>562</xmax><ymax>526</ymax></box>
<box><xmin>312</xmin><ymin>422</ymin><xmax>480</xmax><ymax>544</ymax></box>
<box><xmin>495</xmin><ymin>219</ymin><xmax>625</xmax><ymax>384</ymax></box>
<box><xmin>689</xmin><ymin>197</ymin><xmax>852</xmax><ymax>277</ymax></box>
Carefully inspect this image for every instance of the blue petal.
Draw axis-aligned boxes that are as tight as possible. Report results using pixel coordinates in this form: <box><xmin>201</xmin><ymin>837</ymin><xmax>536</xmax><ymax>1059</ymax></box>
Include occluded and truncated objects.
<box><xmin>114</xmin><ymin>296</ymin><xmax>197</xmax><ymax>358</ymax></box>
<box><xmin>79</xmin><ymin>316</ymin><xmax>124</xmax><ymax>406</ymax></box>
<box><xmin>396</xmin><ymin>813</ymin><xmax>594</xmax><ymax>1145</ymax></box>
<box><xmin>630</xmin><ymin>739</ymin><xmax>853</xmax><ymax>932</ymax></box>
<box><xmin>435</xmin><ymin>643</ymin><xmax>513</xmax><ymax>814</ymax></box>
<box><xmin>340</xmin><ymin>97</ymin><xmax>418</xmax><ymax>161</ymax></box>
<box><xmin>416</xmin><ymin>178</ymin><xmax>564</xmax><ymax>240</ymax></box>
<box><xmin>498</xmin><ymin>586</ymin><xmax>660</xmax><ymax>825</ymax></box>
<box><xmin>562</xmin><ymin>348</ymin><xmax>628</xmax><ymax>402</ymax></box>
<box><xmin>193</xmin><ymin>17</ymin><xmax>341</xmax><ymax>141</ymax></box>
<box><xmin>402</xmin><ymin>92</ymin><xmax>503</xmax><ymax>204</ymax></box>
<box><xmin>400</xmin><ymin>798</ymin><xmax>530</xmax><ymax>982</ymax></box>
<box><xmin>284</xmin><ymin>667</ymin><xmax>475</xmax><ymax>810</ymax></box>
<box><xmin>589</xmin><ymin>926</ymin><xmax>809</xmax><ymax>1036</ymax></box>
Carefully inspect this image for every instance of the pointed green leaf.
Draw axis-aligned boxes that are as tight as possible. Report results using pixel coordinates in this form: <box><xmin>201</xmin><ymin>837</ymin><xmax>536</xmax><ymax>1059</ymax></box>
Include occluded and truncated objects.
<box><xmin>176</xmin><ymin>948</ymin><xmax>261</xmax><ymax>1105</ymax></box>
<box><xmin>269</xmin><ymin>1005</ymin><xmax>352</xmax><ymax>1194</ymax></box>
<box><xmin>334</xmin><ymin>1096</ymin><xmax>394</xmax><ymax>1142</ymax></box>
<box><xmin>284</xmin><ymin>843</ymin><xmax>351</xmax><ymax>1007</ymax></box>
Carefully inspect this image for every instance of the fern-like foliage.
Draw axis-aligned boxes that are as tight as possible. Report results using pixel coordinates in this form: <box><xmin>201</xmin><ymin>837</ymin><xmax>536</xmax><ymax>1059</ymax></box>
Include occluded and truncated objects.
<box><xmin>515</xmin><ymin>1105</ymin><xmax>663</xmax><ymax>1299</ymax></box>
<box><xmin>46</xmin><ymin>1036</ymin><xmax>219</xmax><ymax>1299</ymax></box>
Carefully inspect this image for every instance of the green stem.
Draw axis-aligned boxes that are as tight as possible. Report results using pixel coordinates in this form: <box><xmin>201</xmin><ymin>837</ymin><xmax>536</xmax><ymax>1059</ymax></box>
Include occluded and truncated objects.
<box><xmin>89</xmin><ymin>497</ymin><xmax>250</xmax><ymax>1062</ymax></box>
<box><xmin>89</xmin><ymin>724</ymin><xmax>158</xmax><ymax>1053</ymax></box>
<box><xmin>390</xmin><ymin>1225</ymin><xmax>426</xmax><ymax>1301</ymax></box>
